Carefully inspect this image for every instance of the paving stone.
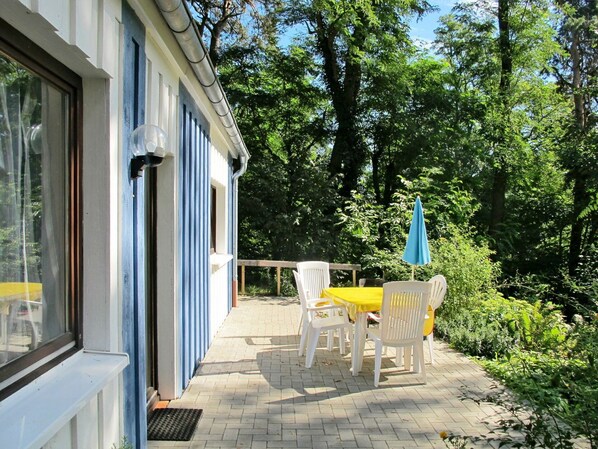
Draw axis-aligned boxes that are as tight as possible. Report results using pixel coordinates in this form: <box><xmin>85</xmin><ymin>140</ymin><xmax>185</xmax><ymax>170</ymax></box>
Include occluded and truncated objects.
<box><xmin>148</xmin><ymin>296</ymin><xmax>517</xmax><ymax>449</ymax></box>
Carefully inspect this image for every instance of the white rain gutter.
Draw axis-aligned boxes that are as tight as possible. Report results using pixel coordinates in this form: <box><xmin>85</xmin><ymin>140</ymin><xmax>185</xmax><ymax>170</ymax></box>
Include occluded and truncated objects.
<box><xmin>154</xmin><ymin>0</ymin><xmax>249</xmax><ymax>164</ymax></box>
<box><xmin>154</xmin><ymin>0</ymin><xmax>249</xmax><ymax>301</ymax></box>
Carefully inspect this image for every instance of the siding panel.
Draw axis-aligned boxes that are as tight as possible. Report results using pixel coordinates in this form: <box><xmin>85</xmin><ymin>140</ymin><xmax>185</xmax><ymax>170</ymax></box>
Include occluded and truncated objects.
<box><xmin>121</xmin><ymin>3</ymin><xmax>147</xmax><ymax>447</ymax></box>
<box><xmin>178</xmin><ymin>84</ymin><xmax>211</xmax><ymax>390</ymax></box>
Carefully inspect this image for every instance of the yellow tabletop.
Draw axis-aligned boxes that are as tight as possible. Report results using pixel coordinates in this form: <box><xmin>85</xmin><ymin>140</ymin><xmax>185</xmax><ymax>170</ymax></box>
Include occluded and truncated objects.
<box><xmin>0</xmin><ymin>282</ymin><xmax>43</xmax><ymax>301</ymax></box>
<box><xmin>322</xmin><ymin>286</ymin><xmax>434</xmax><ymax>334</ymax></box>
<box><xmin>322</xmin><ymin>287</ymin><xmax>383</xmax><ymax>318</ymax></box>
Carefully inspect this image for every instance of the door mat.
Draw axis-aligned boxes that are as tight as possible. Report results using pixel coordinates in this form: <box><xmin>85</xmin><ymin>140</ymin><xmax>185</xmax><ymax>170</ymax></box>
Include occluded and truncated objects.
<box><xmin>147</xmin><ymin>408</ymin><xmax>203</xmax><ymax>441</ymax></box>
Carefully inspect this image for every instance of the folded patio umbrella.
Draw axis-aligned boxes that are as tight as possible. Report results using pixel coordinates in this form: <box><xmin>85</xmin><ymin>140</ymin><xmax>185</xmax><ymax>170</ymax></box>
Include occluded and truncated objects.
<box><xmin>402</xmin><ymin>196</ymin><xmax>431</xmax><ymax>280</ymax></box>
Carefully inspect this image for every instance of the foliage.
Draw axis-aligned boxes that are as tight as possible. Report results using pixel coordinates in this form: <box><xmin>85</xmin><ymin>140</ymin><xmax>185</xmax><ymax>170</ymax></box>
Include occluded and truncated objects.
<box><xmin>222</xmin><ymin>45</ymin><xmax>339</xmax><ymax>261</ymax></box>
<box><xmin>202</xmin><ymin>2</ymin><xmax>598</xmax><ymax>443</ymax></box>
<box><xmin>437</xmin><ymin>293</ymin><xmax>569</xmax><ymax>358</ymax></box>
<box><xmin>424</xmin><ymin>225</ymin><xmax>498</xmax><ymax>319</ymax></box>
<box><xmin>110</xmin><ymin>437</ymin><xmax>133</xmax><ymax>449</ymax></box>
<box><xmin>442</xmin><ymin>386</ymin><xmax>582</xmax><ymax>449</ymax></box>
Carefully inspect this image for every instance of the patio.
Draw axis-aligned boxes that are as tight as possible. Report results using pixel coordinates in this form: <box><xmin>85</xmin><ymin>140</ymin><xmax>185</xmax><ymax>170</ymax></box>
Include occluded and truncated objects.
<box><xmin>148</xmin><ymin>295</ymin><xmax>508</xmax><ymax>449</ymax></box>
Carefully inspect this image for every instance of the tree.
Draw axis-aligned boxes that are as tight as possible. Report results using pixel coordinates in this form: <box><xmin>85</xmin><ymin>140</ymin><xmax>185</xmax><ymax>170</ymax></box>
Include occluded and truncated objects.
<box><xmin>188</xmin><ymin>0</ymin><xmax>281</xmax><ymax>69</ymax></box>
<box><xmin>554</xmin><ymin>0</ymin><xmax>598</xmax><ymax>277</ymax></box>
<box><xmin>284</xmin><ymin>0</ymin><xmax>431</xmax><ymax>198</ymax></box>
<box><xmin>219</xmin><ymin>45</ymin><xmax>339</xmax><ymax>260</ymax></box>
<box><xmin>436</xmin><ymin>2</ymin><xmax>565</xmax><ymax>258</ymax></box>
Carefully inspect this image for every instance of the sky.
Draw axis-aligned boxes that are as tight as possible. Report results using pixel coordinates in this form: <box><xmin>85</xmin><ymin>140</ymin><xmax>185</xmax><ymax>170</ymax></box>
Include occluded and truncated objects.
<box><xmin>409</xmin><ymin>0</ymin><xmax>457</xmax><ymax>45</ymax></box>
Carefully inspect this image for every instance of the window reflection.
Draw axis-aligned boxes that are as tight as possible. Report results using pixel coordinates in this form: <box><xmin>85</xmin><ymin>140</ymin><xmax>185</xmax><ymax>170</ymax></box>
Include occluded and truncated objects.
<box><xmin>0</xmin><ymin>51</ymin><xmax>68</xmax><ymax>367</ymax></box>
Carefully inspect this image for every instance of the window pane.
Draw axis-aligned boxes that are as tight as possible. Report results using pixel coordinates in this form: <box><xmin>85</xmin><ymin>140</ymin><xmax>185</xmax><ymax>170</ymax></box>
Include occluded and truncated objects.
<box><xmin>0</xmin><ymin>51</ymin><xmax>68</xmax><ymax>367</ymax></box>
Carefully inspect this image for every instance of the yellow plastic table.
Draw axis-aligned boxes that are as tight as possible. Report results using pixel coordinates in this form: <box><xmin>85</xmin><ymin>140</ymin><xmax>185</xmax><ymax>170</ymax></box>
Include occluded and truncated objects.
<box><xmin>322</xmin><ymin>287</ymin><xmax>382</xmax><ymax>375</ymax></box>
<box><xmin>0</xmin><ymin>283</ymin><xmax>42</xmax><ymax>348</ymax></box>
<box><xmin>322</xmin><ymin>286</ymin><xmax>434</xmax><ymax>376</ymax></box>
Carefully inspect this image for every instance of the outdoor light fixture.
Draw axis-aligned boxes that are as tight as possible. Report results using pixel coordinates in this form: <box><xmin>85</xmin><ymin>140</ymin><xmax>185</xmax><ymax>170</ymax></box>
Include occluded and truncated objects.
<box><xmin>130</xmin><ymin>124</ymin><xmax>168</xmax><ymax>179</ymax></box>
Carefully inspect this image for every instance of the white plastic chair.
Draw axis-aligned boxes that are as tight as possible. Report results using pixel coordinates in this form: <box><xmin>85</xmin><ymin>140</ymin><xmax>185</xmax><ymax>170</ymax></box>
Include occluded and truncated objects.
<box><xmin>296</xmin><ymin>261</ymin><xmax>330</xmax><ymax>299</ymax></box>
<box><xmin>5</xmin><ymin>299</ymin><xmax>41</xmax><ymax>354</ymax></box>
<box><xmin>293</xmin><ymin>270</ymin><xmax>352</xmax><ymax>368</ymax></box>
<box><xmin>367</xmin><ymin>281</ymin><xmax>432</xmax><ymax>387</ymax></box>
<box><xmin>423</xmin><ymin>274</ymin><xmax>447</xmax><ymax>365</ymax></box>
<box><xmin>296</xmin><ymin>261</ymin><xmax>335</xmax><ymax>348</ymax></box>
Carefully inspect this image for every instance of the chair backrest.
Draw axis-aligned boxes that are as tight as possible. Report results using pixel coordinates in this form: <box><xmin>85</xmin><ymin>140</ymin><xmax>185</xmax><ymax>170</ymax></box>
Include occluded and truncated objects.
<box><xmin>428</xmin><ymin>275</ymin><xmax>447</xmax><ymax>310</ymax></box>
<box><xmin>296</xmin><ymin>261</ymin><xmax>330</xmax><ymax>299</ymax></box>
<box><xmin>380</xmin><ymin>281</ymin><xmax>432</xmax><ymax>344</ymax></box>
<box><xmin>293</xmin><ymin>270</ymin><xmax>310</xmax><ymax>319</ymax></box>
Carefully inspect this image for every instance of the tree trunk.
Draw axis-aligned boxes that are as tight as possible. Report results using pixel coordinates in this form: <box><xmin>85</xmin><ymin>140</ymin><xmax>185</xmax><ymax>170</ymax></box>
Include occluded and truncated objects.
<box><xmin>489</xmin><ymin>166</ymin><xmax>508</xmax><ymax>237</ymax></box>
<box><xmin>315</xmin><ymin>12</ymin><xmax>368</xmax><ymax>198</ymax></box>
<box><xmin>568</xmin><ymin>175</ymin><xmax>586</xmax><ymax>275</ymax></box>
<box><xmin>489</xmin><ymin>0</ymin><xmax>512</xmax><ymax>239</ymax></box>
<box><xmin>568</xmin><ymin>29</ymin><xmax>586</xmax><ymax>276</ymax></box>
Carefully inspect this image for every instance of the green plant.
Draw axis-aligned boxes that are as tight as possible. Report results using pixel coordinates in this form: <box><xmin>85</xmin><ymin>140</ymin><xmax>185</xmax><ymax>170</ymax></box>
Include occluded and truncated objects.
<box><xmin>424</xmin><ymin>225</ymin><xmax>499</xmax><ymax>320</ymax></box>
<box><xmin>110</xmin><ymin>436</ymin><xmax>133</xmax><ymax>449</ymax></box>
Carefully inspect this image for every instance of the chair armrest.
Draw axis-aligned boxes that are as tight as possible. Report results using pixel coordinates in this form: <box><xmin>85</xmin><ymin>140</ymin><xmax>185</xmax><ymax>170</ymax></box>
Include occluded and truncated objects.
<box><xmin>306</xmin><ymin>298</ymin><xmax>331</xmax><ymax>307</ymax></box>
<box><xmin>306</xmin><ymin>304</ymin><xmax>345</xmax><ymax>313</ymax></box>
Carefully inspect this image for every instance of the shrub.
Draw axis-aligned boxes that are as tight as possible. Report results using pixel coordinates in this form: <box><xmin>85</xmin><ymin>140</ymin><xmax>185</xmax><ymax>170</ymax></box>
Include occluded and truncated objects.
<box><xmin>436</xmin><ymin>292</ymin><xmax>569</xmax><ymax>358</ymax></box>
<box><xmin>423</xmin><ymin>225</ymin><xmax>499</xmax><ymax>320</ymax></box>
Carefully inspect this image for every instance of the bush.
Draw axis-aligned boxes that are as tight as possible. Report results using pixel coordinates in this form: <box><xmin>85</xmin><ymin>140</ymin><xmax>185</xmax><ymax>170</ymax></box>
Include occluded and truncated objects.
<box><xmin>436</xmin><ymin>292</ymin><xmax>569</xmax><ymax>358</ymax></box>
<box><xmin>436</xmin><ymin>308</ymin><xmax>516</xmax><ymax>358</ymax></box>
<box><xmin>423</xmin><ymin>225</ymin><xmax>499</xmax><ymax>320</ymax></box>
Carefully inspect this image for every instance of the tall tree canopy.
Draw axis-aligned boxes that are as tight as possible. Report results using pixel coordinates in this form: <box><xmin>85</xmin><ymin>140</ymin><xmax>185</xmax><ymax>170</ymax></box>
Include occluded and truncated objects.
<box><xmin>189</xmin><ymin>0</ymin><xmax>597</xmax><ymax>315</ymax></box>
<box><xmin>283</xmin><ymin>0</ymin><xmax>432</xmax><ymax>198</ymax></box>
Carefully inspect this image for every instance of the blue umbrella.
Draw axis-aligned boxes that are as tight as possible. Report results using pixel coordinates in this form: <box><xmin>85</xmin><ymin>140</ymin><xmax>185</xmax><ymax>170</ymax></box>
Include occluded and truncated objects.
<box><xmin>402</xmin><ymin>196</ymin><xmax>431</xmax><ymax>280</ymax></box>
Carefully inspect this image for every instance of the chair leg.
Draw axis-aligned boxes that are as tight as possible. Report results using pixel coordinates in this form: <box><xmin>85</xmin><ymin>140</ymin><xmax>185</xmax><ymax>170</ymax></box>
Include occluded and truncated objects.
<box><xmin>416</xmin><ymin>342</ymin><xmax>426</xmax><ymax>384</ymax></box>
<box><xmin>346</xmin><ymin>327</ymin><xmax>352</xmax><ymax>355</ymax></box>
<box><xmin>395</xmin><ymin>347</ymin><xmax>403</xmax><ymax>368</ymax></box>
<box><xmin>298</xmin><ymin>319</ymin><xmax>309</xmax><ymax>356</ymax></box>
<box><xmin>305</xmin><ymin>327</ymin><xmax>321</xmax><ymax>368</ymax></box>
<box><xmin>412</xmin><ymin>344</ymin><xmax>421</xmax><ymax>373</ymax></box>
<box><xmin>339</xmin><ymin>328</ymin><xmax>346</xmax><ymax>355</ymax></box>
<box><xmin>374</xmin><ymin>340</ymin><xmax>383</xmax><ymax>387</ymax></box>
<box><xmin>327</xmin><ymin>330</ymin><xmax>334</xmax><ymax>351</ymax></box>
<box><xmin>404</xmin><ymin>346</ymin><xmax>413</xmax><ymax>372</ymax></box>
<box><xmin>427</xmin><ymin>333</ymin><xmax>434</xmax><ymax>365</ymax></box>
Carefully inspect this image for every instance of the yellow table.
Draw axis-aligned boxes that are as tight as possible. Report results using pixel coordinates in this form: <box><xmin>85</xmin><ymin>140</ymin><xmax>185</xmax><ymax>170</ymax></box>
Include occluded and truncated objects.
<box><xmin>322</xmin><ymin>287</ymin><xmax>382</xmax><ymax>375</ymax></box>
<box><xmin>322</xmin><ymin>286</ymin><xmax>434</xmax><ymax>376</ymax></box>
<box><xmin>0</xmin><ymin>283</ymin><xmax>42</xmax><ymax>349</ymax></box>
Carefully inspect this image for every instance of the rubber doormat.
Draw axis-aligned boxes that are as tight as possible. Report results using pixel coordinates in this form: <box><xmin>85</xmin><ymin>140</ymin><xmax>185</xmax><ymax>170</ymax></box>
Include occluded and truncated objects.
<box><xmin>147</xmin><ymin>408</ymin><xmax>203</xmax><ymax>441</ymax></box>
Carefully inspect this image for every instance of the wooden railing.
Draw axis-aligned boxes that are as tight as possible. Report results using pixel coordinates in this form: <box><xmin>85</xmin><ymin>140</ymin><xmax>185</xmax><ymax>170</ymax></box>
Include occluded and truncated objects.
<box><xmin>238</xmin><ymin>260</ymin><xmax>362</xmax><ymax>296</ymax></box>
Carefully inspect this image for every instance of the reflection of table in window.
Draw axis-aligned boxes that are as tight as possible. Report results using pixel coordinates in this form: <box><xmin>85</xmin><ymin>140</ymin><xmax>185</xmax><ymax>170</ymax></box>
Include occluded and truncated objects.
<box><xmin>0</xmin><ymin>283</ymin><xmax>43</xmax><ymax>354</ymax></box>
<box><xmin>321</xmin><ymin>287</ymin><xmax>383</xmax><ymax>376</ymax></box>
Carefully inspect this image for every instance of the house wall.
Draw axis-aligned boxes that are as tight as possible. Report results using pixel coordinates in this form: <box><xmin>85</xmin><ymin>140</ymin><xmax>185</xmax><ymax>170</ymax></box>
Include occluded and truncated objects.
<box><xmin>1</xmin><ymin>0</ymin><xmax>126</xmax><ymax>448</ymax></box>
<box><xmin>1</xmin><ymin>0</ymin><xmax>242</xmax><ymax>446</ymax></box>
<box><xmin>210</xmin><ymin>139</ymin><xmax>233</xmax><ymax>337</ymax></box>
<box><xmin>138</xmin><ymin>1</ymin><xmax>236</xmax><ymax>398</ymax></box>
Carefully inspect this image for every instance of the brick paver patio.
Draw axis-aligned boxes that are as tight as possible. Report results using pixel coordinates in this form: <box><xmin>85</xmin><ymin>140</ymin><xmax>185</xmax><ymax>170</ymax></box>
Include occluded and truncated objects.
<box><xmin>148</xmin><ymin>296</ymin><xmax>509</xmax><ymax>449</ymax></box>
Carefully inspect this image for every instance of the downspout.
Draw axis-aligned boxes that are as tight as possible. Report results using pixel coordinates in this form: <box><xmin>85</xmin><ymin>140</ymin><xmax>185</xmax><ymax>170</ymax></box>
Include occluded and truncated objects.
<box><xmin>231</xmin><ymin>155</ymin><xmax>247</xmax><ymax>306</ymax></box>
<box><xmin>154</xmin><ymin>0</ymin><xmax>250</xmax><ymax>305</ymax></box>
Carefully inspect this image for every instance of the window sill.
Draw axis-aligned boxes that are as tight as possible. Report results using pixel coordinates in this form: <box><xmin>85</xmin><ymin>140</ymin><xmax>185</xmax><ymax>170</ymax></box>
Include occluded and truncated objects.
<box><xmin>210</xmin><ymin>253</ymin><xmax>233</xmax><ymax>273</ymax></box>
<box><xmin>0</xmin><ymin>350</ymin><xmax>129</xmax><ymax>449</ymax></box>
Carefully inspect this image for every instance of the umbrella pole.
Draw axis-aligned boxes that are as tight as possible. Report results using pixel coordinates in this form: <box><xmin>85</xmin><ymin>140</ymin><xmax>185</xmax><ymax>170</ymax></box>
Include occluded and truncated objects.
<box><xmin>411</xmin><ymin>266</ymin><xmax>415</xmax><ymax>281</ymax></box>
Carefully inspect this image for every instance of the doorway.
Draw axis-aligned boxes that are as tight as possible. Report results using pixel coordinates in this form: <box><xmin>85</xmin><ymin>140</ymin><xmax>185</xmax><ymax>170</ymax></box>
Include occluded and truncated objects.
<box><xmin>145</xmin><ymin>167</ymin><xmax>159</xmax><ymax>411</ymax></box>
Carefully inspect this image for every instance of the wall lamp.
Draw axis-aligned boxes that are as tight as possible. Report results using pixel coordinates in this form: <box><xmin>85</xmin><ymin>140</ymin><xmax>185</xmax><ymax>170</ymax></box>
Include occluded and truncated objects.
<box><xmin>130</xmin><ymin>124</ymin><xmax>168</xmax><ymax>179</ymax></box>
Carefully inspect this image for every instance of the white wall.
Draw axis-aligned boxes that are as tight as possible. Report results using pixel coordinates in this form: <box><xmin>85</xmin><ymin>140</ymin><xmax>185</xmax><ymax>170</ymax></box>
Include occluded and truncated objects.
<box><xmin>210</xmin><ymin>143</ymin><xmax>233</xmax><ymax>336</ymax></box>
<box><xmin>144</xmin><ymin>32</ymin><xmax>181</xmax><ymax>400</ymax></box>
<box><xmin>2</xmin><ymin>1</ymin><xmax>126</xmax><ymax>448</ymax></box>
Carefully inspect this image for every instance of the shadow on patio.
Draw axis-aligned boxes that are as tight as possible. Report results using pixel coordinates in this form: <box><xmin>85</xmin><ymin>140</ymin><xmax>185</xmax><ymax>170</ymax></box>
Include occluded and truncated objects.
<box><xmin>149</xmin><ymin>296</ymin><xmax>509</xmax><ymax>449</ymax></box>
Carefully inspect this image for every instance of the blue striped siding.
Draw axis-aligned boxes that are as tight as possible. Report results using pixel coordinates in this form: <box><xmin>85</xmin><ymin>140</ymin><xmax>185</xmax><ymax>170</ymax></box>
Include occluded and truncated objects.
<box><xmin>121</xmin><ymin>3</ymin><xmax>147</xmax><ymax>447</ymax></box>
<box><xmin>178</xmin><ymin>84</ymin><xmax>211</xmax><ymax>391</ymax></box>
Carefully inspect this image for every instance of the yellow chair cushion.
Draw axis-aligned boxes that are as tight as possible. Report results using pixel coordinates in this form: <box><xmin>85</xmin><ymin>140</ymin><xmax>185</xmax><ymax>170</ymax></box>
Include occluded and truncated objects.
<box><xmin>423</xmin><ymin>305</ymin><xmax>435</xmax><ymax>336</ymax></box>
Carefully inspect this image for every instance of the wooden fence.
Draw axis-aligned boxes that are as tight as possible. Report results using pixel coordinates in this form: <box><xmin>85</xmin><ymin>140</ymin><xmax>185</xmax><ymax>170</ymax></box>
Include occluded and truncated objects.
<box><xmin>238</xmin><ymin>260</ymin><xmax>362</xmax><ymax>296</ymax></box>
